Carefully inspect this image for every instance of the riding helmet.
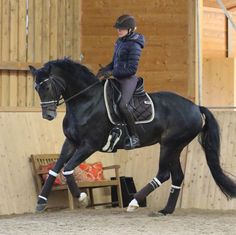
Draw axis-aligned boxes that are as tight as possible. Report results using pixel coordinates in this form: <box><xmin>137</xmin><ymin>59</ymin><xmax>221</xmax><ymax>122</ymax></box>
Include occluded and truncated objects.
<box><xmin>113</xmin><ymin>15</ymin><xmax>136</xmax><ymax>30</ymax></box>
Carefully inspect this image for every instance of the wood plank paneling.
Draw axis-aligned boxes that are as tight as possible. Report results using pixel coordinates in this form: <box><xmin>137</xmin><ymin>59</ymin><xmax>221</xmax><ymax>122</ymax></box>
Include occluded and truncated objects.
<box><xmin>27</xmin><ymin>0</ymin><xmax>35</xmax><ymax>107</ymax></box>
<box><xmin>182</xmin><ymin>111</ymin><xmax>236</xmax><ymax>210</ymax></box>
<box><xmin>204</xmin><ymin>0</ymin><xmax>236</xmax><ymax>9</ymax></box>
<box><xmin>203</xmin><ymin>7</ymin><xmax>236</xmax><ymax>58</ymax></box>
<box><xmin>0</xmin><ymin>0</ymin><xmax>2</xmax><ymax>106</ymax></box>
<box><xmin>18</xmin><ymin>0</ymin><xmax>27</xmax><ymax>107</ymax></box>
<box><xmin>233</xmin><ymin>14</ymin><xmax>236</xmax><ymax>56</ymax></box>
<box><xmin>42</xmin><ymin>0</ymin><xmax>50</xmax><ymax>62</ymax></box>
<box><xmin>0</xmin><ymin>112</ymin><xmax>66</xmax><ymax>215</ymax></box>
<box><xmin>50</xmin><ymin>0</ymin><xmax>58</xmax><ymax>59</ymax></box>
<box><xmin>1</xmin><ymin>0</ymin><xmax>10</xmax><ymax>106</ymax></box>
<box><xmin>57</xmin><ymin>0</ymin><xmax>66</xmax><ymax>58</ymax></box>
<box><xmin>34</xmin><ymin>0</ymin><xmax>43</xmax><ymax>63</ymax></box>
<box><xmin>202</xmin><ymin>58</ymin><xmax>236</xmax><ymax>106</ymax></box>
<box><xmin>2</xmin><ymin>111</ymin><xmax>236</xmax><ymax>215</ymax></box>
<box><xmin>72</xmin><ymin>0</ymin><xmax>81</xmax><ymax>60</ymax></box>
<box><xmin>81</xmin><ymin>0</ymin><xmax>190</xmax><ymax>96</ymax></box>
<box><xmin>9</xmin><ymin>0</ymin><xmax>18</xmax><ymax>107</ymax></box>
<box><xmin>65</xmin><ymin>0</ymin><xmax>73</xmax><ymax>57</ymax></box>
<box><xmin>0</xmin><ymin>0</ymin><xmax>81</xmax><ymax>109</ymax></box>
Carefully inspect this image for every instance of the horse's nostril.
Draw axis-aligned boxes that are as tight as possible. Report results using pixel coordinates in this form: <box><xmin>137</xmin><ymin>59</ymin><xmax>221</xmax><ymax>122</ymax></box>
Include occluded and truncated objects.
<box><xmin>47</xmin><ymin>115</ymin><xmax>54</xmax><ymax>121</ymax></box>
<box><xmin>42</xmin><ymin>113</ymin><xmax>55</xmax><ymax>121</ymax></box>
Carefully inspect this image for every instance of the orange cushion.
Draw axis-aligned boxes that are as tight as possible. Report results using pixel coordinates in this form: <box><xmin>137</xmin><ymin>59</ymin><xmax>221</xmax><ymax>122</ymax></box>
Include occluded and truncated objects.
<box><xmin>74</xmin><ymin>162</ymin><xmax>105</xmax><ymax>182</ymax></box>
<box><xmin>39</xmin><ymin>162</ymin><xmax>63</xmax><ymax>185</ymax></box>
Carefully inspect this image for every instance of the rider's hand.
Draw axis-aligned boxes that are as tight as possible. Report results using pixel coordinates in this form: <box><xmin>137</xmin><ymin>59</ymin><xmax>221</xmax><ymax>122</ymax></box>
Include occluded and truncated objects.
<box><xmin>97</xmin><ymin>70</ymin><xmax>113</xmax><ymax>80</ymax></box>
<box><xmin>96</xmin><ymin>67</ymin><xmax>106</xmax><ymax>79</ymax></box>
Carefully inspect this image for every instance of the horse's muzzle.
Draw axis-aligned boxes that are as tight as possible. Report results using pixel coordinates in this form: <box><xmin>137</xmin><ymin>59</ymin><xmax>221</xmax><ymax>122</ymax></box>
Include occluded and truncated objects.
<box><xmin>42</xmin><ymin>109</ymin><xmax>57</xmax><ymax>121</ymax></box>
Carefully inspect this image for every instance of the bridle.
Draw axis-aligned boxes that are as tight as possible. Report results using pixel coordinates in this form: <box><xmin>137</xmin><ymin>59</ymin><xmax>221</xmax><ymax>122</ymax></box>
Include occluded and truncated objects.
<box><xmin>35</xmin><ymin>74</ymin><xmax>100</xmax><ymax>109</ymax></box>
<box><xmin>35</xmin><ymin>74</ymin><xmax>66</xmax><ymax>110</ymax></box>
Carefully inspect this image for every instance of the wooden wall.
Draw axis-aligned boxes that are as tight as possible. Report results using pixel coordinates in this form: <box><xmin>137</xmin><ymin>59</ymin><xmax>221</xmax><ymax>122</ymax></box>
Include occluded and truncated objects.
<box><xmin>2</xmin><ymin>0</ymin><xmax>236</xmax><ymax>215</ymax></box>
<box><xmin>182</xmin><ymin>111</ymin><xmax>236</xmax><ymax>210</ymax></box>
<box><xmin>202</xmin><ymin>7</ymin><xmax>236</xmax><ymax>106</ymax></box>
<box><xmin>204</xmin><ymin>0</ymin><xmax>236</xmax><ymax>9</ymax></box>
<box><xmin>203</xmin><ymin>7</ymin><xmax>236</xmax><ymax>58</ymax></box>
<box><xmin>2</xmin><ymin>111</ymin><xmax>236</xmax><ymax>215</ymax></box>
<box><xmin>203</xmin><ymin>7</ymin><xmax>227</xmax><ymax>58</ymax></box>
<box><xmin>202</xmin><ymin>58</ymin><xmax>236</xmax><ymax>106</ymax></box>
<box><xmin>113</xmin><ymin>146</ymin><xmax>188</xmax><ymax>210</ymax></box>
<box><xmin>0</xmin><ymin>111</ymin><xmax>65</xmax><ymax>214</ymax></box>
<box><xmin>0</xmin><ymin>0</ymin><xmax>81</xmax><ymax>109</ymax></box>
<box><xmin>0</xmin><ymin>111</ymin><xmax>118</xmax><ymax>215</ymax></box>
<box><xmin>232</xmin><ymin>14</ymin><xmax>236</xmax><ymax>56</ymax></box>
<box><xmin>115</xmin><ymin>111</ymin><xmax>236</xmax><ymax>211</ymax></box>
<box><xmin>81</xmin><ymin>0</ymin><xmax>195</xmax><ymax>97</ymax></box>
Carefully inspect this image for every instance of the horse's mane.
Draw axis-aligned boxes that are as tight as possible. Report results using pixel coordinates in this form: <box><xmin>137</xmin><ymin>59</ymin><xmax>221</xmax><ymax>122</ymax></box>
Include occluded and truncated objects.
<box><xmin>43</xmin><ymin>58</ymin><xmax>96</xmax><ymax>79</ymax></box>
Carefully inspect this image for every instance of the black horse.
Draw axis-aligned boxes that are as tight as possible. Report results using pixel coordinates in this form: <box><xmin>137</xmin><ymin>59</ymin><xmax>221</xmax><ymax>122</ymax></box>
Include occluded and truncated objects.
<box><xmin>29</xmin><ymin>58</ymin><xmax>236</xmax><ymax>215</ymax></box>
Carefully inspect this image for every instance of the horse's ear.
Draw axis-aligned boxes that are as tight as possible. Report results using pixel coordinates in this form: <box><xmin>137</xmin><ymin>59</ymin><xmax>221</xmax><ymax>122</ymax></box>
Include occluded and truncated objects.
<box><xmin>48</xmin><ymin>64</ymin><xmax>52</xmax><ymax>74</ymax></box>
<box><xmin>29</xmin><ymin>65</ymin><xmax>37</xmax><ymax>76</ymax></box>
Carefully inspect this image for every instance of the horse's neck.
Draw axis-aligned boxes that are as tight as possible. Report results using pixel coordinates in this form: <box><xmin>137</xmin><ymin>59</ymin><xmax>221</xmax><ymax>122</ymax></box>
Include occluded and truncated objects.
<box><xmin>64</xmin><ymin>80</ymin><xmax>103</xmax><ymax>110</ymax></box>
<box><xmin>62</xmin><ymin>74</ymin><xmax>98</xmax><ymax>100</ymax></box>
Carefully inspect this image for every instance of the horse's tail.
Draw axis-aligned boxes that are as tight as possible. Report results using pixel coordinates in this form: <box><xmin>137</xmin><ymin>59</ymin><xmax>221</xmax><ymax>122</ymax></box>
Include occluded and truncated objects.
<box><xmin>199</xmin><ymin>106</ymin><xmax>236</xmax><ymax>199</ymax></box>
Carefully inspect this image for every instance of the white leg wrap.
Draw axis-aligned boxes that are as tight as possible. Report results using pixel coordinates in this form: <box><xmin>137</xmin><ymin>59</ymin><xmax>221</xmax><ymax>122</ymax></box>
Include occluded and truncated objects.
<box><xmin>62</xmin><ymin>170</ymin><xmax>74</xmax><ymax>176</ymax></box>
<box><xmin>171</xmin><ymin>185</ymin><xmax>181</xmax><ymax>189</ymax></box>
<box><xmin>127</xmin><ymin>198</ymin><xmax>139</xmax><ymax>212</ymax></box>
<box><xmin>78</xmin><ymin>192</ymin><xmax>88</xmax><ymax>208</ymax></box>
<box><xmin>49</xmin><ymin>170</ymin><xmax>58</xmax><ymax>177</ymax></box>
<box><xmin>38</xmin><ymin>195</ymin><xmax>47</xmax><ymax>201</ymax></box>
<box><xmin>78</xmin><ymin>192</ymin><xmax>87</xmax><ymax>202</ymax></box>
<box><xmin>153</xmin><ymin>177</ymin><xmax>162</xmax><ymax>186</ymax></box>
<box><xmin>150</xmin><ymin>177</ymin><xmax>162</xmax><ymax>189</ymax></box>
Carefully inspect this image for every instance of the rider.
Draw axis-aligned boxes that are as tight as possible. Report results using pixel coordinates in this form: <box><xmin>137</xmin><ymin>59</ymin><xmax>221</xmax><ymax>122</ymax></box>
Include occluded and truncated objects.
<box><xmin>97</xmin><ymin>15</ymin><xmax>145</xmax><ymax>149</ymax></box>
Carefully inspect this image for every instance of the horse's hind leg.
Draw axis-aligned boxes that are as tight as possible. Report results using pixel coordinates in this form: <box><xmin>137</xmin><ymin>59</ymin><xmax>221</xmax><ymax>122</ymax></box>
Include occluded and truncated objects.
<box><xmin>159</xmin><ymin>157</ymin><xmax>184</xmax><ymax>215</ymax></box>
<box><xmin>128</xmin><ymin>145</ymin><xmax>175</xmax><ymax>212</ymax></box>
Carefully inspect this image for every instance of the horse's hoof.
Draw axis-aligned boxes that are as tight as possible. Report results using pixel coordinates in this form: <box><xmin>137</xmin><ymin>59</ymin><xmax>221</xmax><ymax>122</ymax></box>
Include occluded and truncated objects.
<box><xmin>78</xmin><ymin>192</ymin><xmax>88</xmax><ymax>208</ymax></box>
<box><xmin>158</xmin><ymin>209</ymin><xmax>174</xmax><ymax>215</ymax></box>
<box><xmin>36</xmin><ymin>203</ymin><xmax>47</xmax><ymax>213</ymax></box>
<box><xmin>127</xmin><ymin>199</ymin><xmax>139</xmax><ymax>212</ymax></box>
<box><xmin>148</xmin><ymin>211</ymin><xmax>166</xmax><ymax>217</ymax></box>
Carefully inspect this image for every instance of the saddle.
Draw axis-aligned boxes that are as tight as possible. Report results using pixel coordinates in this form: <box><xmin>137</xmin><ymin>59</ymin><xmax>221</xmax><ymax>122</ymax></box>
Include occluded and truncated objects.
<box><xmin>104</xmin><ymin>78</ymin><xmax>155</xmax><ymax>125</ymax></box>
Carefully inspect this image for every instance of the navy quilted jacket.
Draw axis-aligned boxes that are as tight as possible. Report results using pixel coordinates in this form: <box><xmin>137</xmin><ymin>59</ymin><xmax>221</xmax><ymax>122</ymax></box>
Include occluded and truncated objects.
<box><xmin>106</xmin><ymin>32</ymin><xmax>145</xmax><ymax>79</ymax></box>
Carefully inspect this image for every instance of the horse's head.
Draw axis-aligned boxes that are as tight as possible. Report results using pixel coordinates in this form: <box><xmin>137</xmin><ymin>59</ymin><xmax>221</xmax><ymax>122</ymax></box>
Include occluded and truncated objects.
<box><xmin>29</xmin><ymin>64</ymin><xmax>66</xmax><ymax>121</ymax></box>
<box><xmin>30</xmin><ymin>58</ymin><xmax>99</xmax><ymax>120</ymax></box>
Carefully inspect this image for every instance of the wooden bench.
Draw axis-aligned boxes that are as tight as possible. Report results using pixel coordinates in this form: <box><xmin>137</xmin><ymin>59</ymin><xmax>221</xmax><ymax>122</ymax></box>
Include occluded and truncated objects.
<box><xmin>30</xmin><ymin>154</ymin><xmax>123</xmax><ymax>209</ymax></box>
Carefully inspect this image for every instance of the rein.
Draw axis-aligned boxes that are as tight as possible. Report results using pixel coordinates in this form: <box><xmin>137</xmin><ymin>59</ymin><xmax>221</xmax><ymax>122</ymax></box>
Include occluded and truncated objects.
<box><xmin>37</xmin><ymin>74</ymin><xmax>100</xmax><ymax>108</ymax></box>
<box><xmin>57</xmin><ymin>80</ymin><xmax>100</xmax><ymax>106</ymax></box>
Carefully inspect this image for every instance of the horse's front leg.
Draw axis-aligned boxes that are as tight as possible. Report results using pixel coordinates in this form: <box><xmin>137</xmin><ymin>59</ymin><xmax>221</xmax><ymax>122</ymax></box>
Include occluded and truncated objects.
<box><xmin>62</xmin><ymin>142</ymin><xmax>96</xmax><ymax>205</ymax></box>
<box><xmin>36</xmin><ymin>139</ymin><xmax>76</xmax><ymax>212</ymax></box>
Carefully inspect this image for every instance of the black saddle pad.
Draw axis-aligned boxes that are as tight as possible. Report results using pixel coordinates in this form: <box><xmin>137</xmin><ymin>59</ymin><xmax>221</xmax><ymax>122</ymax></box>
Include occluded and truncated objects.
<box><xmin>104</xmin><ymin>78</ymin><xmax>155</xmax><ymax>125</ymax></box>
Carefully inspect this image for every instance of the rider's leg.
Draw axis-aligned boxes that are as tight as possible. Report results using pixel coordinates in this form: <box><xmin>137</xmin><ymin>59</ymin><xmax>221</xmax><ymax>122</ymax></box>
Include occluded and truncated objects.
<box><xmin>118</xmin><ymin>76</ymin><xmax>139</xmax><ymax>149</ymax></box>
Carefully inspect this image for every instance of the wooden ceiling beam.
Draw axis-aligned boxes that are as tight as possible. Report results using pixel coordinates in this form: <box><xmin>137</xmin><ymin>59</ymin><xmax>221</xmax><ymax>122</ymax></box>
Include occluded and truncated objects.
<box><xmin>204</xmin><ymin>0</ymin><xmax>236</xmax><ymax>10</ymax></box>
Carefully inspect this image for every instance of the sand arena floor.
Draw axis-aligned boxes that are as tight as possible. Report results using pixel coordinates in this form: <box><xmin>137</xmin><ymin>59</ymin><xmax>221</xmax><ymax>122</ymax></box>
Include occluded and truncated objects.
<box><xmin>0</xmin><ymin>207</ymin><xmax>236</xmax><ymax>235</ymax></box>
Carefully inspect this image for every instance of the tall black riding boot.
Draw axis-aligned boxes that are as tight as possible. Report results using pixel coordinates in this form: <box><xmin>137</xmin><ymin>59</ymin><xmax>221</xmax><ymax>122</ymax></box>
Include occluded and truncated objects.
<box><xmin>122</xmin><ymin>106</ymin><xmax>140</xmax><ymax>149</ymax></box>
